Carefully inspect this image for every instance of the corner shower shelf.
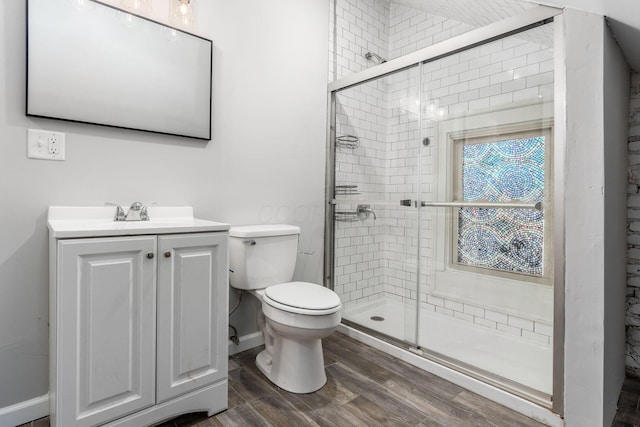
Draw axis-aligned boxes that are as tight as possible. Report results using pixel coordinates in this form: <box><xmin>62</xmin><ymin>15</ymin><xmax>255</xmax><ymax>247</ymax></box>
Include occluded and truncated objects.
<box><xmin>335</xmin><ymin>184</ymin><xmax>361</xmax><ymax>196</ymax></box>
<box><xmin>335</xmin><ymin>211</ymin><xmax>359</xmax><ymax>222</ymax></box>
<box><xmin>336</xmin><ymin>134</ymin><xmax>359</xmax><ymax>149</ymax></box>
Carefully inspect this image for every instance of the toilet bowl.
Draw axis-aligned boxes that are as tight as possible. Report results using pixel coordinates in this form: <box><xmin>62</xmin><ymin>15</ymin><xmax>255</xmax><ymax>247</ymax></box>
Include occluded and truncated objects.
<box><xmin>229</xmin><ymin>225</ymin><xmax>342</xmax><ymax>393</ymax></box>
<box><xmin>251</xmin><ymin>283</ymin><xmax>341</xmax><ymax>393</ymax></box>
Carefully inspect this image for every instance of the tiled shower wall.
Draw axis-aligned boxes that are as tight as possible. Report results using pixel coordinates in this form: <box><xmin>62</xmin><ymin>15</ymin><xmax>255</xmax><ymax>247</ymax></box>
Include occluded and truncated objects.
<box><xmin>331</xmin><ymin>0</ymin><xmax>390</xmax><ymax>306</ymax></box>
<box><xmin>626</xmin><ymin>73</ymin><xmax>640</xmax><ymax>377</ymax></box>
<box><xmin>388</xmin><ymin>3</ymin><xmax>473</xmax><ymax>60</ymax></box>
<box><xmin>329</xmin><ymin>0</ymin><xmax>389</xmax><ymax>82</ymax></box>
<box><xmin>330</xmin><ymin>1</ymin><xmax>553</xmax><ymax>344</ymax></box>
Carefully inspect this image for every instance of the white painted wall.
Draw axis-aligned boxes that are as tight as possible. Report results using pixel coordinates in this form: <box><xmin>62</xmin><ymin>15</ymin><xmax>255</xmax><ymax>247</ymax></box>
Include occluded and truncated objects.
<box><xmin>533</xmin><ymin>0</ymin><xmax>633</xmax><ymax>15</ymax></box>
<box><xmin>563</xmin><ymin>8</ymin><xmax>628</xmax><ymax>426</ymax></box>
<box><xmin>562</xmin><ymin>9</ymin><xmax>605</xmax><ymax>426</ymax></box>
<box><xmin>530</xmin><ymin>0</ymin><xmax>640</xmax><ymax>70</ymax></box>
<box><xmin>0</xmin><ymin>0</ymin><xmax>329</xmax><ymax>422</ymax></box>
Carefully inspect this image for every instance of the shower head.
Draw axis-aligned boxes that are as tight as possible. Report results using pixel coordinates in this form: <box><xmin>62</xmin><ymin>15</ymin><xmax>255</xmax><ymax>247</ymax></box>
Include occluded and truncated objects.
<box><xmin>365</xmin><ymin>51</ymin><xmax>387</xmax><ymax>64</ymax></box>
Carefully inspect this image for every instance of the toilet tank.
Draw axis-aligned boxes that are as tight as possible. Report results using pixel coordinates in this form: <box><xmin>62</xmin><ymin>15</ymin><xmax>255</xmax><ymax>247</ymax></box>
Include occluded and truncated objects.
<box><xmin>229</xmin><ymin>224</ymin><xmax>300</xmax><ymax>290</ymax></box>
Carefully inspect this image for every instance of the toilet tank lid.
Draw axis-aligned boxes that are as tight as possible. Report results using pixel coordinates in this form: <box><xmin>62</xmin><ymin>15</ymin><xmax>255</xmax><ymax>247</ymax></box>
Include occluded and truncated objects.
<box><xmin>229</xmin><ymin>224</ymin><xmax>300</xmax><ymax>238</ymax></box>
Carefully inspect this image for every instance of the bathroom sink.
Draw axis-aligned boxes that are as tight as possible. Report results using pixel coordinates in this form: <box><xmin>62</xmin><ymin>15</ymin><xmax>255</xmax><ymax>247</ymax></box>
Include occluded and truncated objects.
<box><xmin>48</xmin><ymin>206</ymin><xmax>229</xmax><ymax>238</ymax></box>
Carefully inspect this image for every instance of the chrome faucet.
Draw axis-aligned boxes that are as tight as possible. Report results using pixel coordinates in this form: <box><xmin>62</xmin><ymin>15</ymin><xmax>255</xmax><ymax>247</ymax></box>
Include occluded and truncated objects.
<box><xmin>105</xmin><ymin>202</ymin><xmax>126</xmax><ymax>221</ymax></box>
<box><xmin>125</xmin><ymin>202</ymin><xmax>149</xmax><ymax>221</ymax></box>
<box><xmin>105</xmin><ymin>202</ymin><xmax>149</xmax><ymax>221</ymax></box>
<box><xmin>356</xmin><ymin>204</ymin><xmax>376</xmax><ymax>221</ymax></box>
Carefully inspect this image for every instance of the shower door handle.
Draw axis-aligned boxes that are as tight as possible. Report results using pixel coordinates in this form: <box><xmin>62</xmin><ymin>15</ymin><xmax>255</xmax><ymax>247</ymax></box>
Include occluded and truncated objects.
<box><xmin>419</xmin><ymin>201</ymin><xmax>542</xmax><ymax>210</ymax></box>
<box><xmin>400</xmin><ymin>199</ymin><xmax>412</xmax><ymax>207</ymax></box>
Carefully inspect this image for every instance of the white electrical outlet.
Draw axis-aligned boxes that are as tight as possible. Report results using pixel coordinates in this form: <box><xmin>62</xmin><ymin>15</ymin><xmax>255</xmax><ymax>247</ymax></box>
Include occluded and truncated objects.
<box><xmin>28</xmin><ymin>129</ymin><xmax>65</xmax><ymax>160</ymax></box>
<box><xmin>48</xmin><ymin>135</ymin><xmax>59</xmax><ymax>154</ymax></box>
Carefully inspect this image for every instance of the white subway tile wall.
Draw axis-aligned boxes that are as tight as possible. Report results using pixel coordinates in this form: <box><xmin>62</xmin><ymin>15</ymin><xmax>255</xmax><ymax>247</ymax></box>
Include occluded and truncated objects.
<box><xmin>329</xmin><ymin>0</ymin><xmax>390</xmax><ymax>82</ymax></box>
<box><xmin>389</xmin><ymin>4</ymin><xmax>473</xmax><ymax>60</ymax></box>
<box><xmin>330</xmin><ymin>1</ymin><xmax>553</xmax><ymax>345</ymax></box>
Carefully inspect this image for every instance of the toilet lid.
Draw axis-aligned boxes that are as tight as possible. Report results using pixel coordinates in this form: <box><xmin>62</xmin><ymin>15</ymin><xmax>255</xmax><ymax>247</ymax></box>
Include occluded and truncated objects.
<box><xmin>263</xmin><ymin>282</ymin><xmax>341</xmax><ymax>314</ymax></box>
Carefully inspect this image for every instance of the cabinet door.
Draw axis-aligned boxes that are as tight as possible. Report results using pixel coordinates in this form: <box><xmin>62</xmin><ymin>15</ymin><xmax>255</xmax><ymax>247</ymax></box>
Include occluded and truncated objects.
<box><xmin>156</xmin><ymin>233</ymin><xmax>228</xmax><ymax>403</ymax></box>
<box><xmin>57</xmin><ymin>236</ymin><xmax>156</xmax><ymax>427</ymax></box>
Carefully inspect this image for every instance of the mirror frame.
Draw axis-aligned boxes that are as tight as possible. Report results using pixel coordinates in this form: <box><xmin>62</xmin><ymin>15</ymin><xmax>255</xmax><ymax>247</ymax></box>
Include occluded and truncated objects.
<box><xmin>26</xmin><ymin>0</ymin><xmax>213</xmax><ymax>140</ymax></box>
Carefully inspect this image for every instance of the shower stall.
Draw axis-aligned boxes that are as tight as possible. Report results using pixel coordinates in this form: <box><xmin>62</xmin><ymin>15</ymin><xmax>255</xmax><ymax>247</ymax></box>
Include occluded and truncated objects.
<box><xmin>326</xmin><ymin>1</ymin><xmax>562</xmax><ymax>415</ymax></box>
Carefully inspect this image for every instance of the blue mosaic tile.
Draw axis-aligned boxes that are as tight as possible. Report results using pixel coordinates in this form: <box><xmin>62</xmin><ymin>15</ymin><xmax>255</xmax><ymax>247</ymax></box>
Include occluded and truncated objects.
<box><xmin>458</xmin><ymin>136</ymin><xmax>545</xmax><ymax>276</ymax></box>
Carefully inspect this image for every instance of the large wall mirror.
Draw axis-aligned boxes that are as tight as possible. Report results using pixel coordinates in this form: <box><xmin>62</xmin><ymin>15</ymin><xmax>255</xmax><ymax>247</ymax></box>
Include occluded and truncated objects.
<box><xmin>27</xmin><ymin>0</ymin><xmax>212</xmax><ymax>140</ymax></box>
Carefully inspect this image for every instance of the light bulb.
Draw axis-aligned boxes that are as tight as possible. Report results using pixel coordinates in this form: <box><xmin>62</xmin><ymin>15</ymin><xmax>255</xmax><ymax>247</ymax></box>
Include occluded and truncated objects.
<box><xmin>171</xmin><ymin>0</ymin><xmax>195</xmax><ymax>29</ymax></box>
<box><xmin>120</xmin><ymin>0</ymin><xmax>152</xmax><ymax>14</ymax></box>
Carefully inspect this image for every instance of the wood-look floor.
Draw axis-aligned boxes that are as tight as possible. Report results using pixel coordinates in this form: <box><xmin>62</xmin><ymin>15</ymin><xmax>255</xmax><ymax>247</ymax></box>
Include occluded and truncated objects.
<box><xmin>21</xmin><ymin>332</ymin><xmax>548</xmax><ymax>427</ymax></box>
<box><xmin>21</xmin><ymin>333</ymin><xmax>640</xmax><ymax>426</ymax></box>
<box><xmin>612</xmin><ymin>378</ymin><xmax>640</xmax><ymax>427</ymax></box>
<box><xmin>163</xmin><ymin>332</ymin><xmax>545</xmax><ymax>427</ymax></box>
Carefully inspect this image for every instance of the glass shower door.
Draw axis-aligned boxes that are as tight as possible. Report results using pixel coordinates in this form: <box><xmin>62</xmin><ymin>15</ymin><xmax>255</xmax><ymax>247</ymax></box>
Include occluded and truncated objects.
<box><xmin>332</xmin><ymin>65</ymin><xmax>421</xmax><ymax>345</ymax></box>
<box><xmin>416</xmin><ymin>24</ymin><xmax>555</xmax><ymax>402</ymax></box>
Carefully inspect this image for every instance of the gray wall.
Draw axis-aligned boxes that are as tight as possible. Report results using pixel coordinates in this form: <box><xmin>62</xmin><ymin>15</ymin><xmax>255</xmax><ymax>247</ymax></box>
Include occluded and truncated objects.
<box><xmin>603</xmin><ymin>20</ymin><xmax>630</xmax><ymax>426</ymax></box>
<box><xmin>627</xmin><ymin>75</ymin><xmax>640</xmax><ymax>377</ymax></box>
<box><xmin>0</xmin><ymin>0</ymin><xmax>329</xmax><ymax>414</ymax></box>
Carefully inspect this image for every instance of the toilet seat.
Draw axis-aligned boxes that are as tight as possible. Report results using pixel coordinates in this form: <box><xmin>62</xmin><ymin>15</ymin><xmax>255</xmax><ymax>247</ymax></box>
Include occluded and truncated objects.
<box><xmin>263</xmin><ymin>282</ymin><xmax>341</xmax><ymax>316</ymax></box>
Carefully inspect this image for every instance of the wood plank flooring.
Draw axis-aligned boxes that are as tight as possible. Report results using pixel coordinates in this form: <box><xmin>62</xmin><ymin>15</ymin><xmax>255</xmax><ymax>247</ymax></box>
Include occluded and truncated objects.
<box><xmin>612</xmin><ymin>378</ymin><xmax>640</xmax><ymax>426</ymax></box>
<box><xmin>20</xmin><ymin>332</ymin><xmax>548</xmax><ymax>427</ymax></box>
<box><xmin>162</xmin><ymin>332</ymin><xmax>546</xmax><ymax>427</ymax></box>
<box><xmin>21</xmin><ymin>333</ymin><xmax>640</xmax><ymax>426</ymax></box>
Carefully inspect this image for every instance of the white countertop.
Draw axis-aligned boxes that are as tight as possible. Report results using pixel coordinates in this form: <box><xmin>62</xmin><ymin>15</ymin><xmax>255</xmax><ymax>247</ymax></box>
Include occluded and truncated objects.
<box><xmin>48</xmin><ymin>206</ymin><xmax>230</xmax><ymax>238</ymax></box>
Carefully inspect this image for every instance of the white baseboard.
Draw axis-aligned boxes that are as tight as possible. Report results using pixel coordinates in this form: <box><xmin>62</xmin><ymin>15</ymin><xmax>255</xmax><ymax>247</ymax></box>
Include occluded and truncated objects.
<box><xmin>228</xmin><ymin>331</ymin><xmax>263</xmax><ymax>355</ymax></box>
<box><xmin>0</xmin><ymin>394</ymin><xmax>49</xmax><ymax>427</ymax></box>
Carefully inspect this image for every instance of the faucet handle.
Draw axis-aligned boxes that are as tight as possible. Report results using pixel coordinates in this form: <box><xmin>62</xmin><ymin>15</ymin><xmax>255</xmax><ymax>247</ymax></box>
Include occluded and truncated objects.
<box><xmin>140</xmin><ymin>205</ymin><xmax>149</xmax><ymax>221</ymax></box>
<box><xmin>356</xmin><ymin>204</ymin><xmax>377</xmax><ymax>221</ymax></box>
<box><xmin>105</xmin><ymin>202</ymin><xmax>126</xmax><ymax>221</ymax></box>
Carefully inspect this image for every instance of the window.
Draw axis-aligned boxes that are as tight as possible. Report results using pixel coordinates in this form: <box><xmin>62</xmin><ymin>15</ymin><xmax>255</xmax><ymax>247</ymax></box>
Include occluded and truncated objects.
<box><xmin>451</xmin><ymin>127</ymin><xmax>552</xmax><ymax>281</ymax></box>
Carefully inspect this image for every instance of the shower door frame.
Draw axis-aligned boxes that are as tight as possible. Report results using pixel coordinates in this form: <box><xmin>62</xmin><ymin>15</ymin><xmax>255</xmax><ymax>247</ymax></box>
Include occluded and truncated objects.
<box><xmin>324</xmin><ymin>5</ymin><xmax>565</xmax><ymax>416</ymax></box>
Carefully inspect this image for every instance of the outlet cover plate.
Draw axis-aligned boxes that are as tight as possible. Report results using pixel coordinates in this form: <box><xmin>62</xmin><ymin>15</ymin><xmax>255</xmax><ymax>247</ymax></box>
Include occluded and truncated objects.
<box><xmin>28</xmin><ymin>129</ymin><xmax>65</xmax><ymax>161</ymax></box>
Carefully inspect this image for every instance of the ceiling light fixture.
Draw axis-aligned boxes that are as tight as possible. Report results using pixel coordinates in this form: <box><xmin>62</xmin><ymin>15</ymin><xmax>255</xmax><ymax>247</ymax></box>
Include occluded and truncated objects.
<box><xmin>171</xmin><ymin>0</ymin><xmax>196</xmax><ymax>29</ymax></box>
<box><xmin>120</xmin><ymin>0</ymin><xmax>152</xmax><ymax>15</ymax></box>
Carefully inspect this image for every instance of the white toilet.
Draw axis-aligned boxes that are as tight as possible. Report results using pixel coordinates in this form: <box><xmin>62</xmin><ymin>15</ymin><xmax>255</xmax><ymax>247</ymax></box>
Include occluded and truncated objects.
<box><xmin>229</xmin><ymin>224</ymin><xmax>342</xmax><ymax>394</ymax></box>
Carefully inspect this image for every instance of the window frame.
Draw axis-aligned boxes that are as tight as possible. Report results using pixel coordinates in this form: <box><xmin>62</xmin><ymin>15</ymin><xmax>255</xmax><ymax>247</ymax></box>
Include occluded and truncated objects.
<box><xmin>447</xmin><ymin>124</ymin><xmax>554</xmax><ymax>285</ymax></box>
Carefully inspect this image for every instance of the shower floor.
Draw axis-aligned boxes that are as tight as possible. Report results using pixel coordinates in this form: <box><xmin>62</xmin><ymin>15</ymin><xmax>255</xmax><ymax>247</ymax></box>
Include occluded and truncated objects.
<box><xmin>344</xmin><ymin>298</ymin><xmax>552</xmax><ymax>395</ymax></box>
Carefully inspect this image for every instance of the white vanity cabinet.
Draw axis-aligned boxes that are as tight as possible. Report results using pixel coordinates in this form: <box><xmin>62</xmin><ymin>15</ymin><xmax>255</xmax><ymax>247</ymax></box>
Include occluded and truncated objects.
<box><xmin>53</xmin><ymin>236</ymin><xmax>158</xmax><ymax>427</ymax></box>
<box><xmin>156</xmin><ymin>233</ymin><xmax>228</xmax><ymax>403</ymax></box>
<box><xmin>48</xmin><ymin>207</ymin><xmax>229</xmax><ymax>427</ymax></box>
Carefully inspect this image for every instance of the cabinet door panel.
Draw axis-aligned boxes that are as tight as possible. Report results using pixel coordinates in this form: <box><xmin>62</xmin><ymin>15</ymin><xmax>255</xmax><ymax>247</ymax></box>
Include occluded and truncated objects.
<box><xmin>57</xmin><ymin>237</ymin><xmax>156</xmax><ymax>427</ymax></box>
<box><xmin>157</xmin><ymin>233</ymin><xmax>228</xmax><ymax>403</ymax></box>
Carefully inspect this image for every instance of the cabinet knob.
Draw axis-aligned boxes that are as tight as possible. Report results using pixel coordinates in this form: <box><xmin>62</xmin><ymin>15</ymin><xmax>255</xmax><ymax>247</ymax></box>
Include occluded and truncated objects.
<box><xmin>164</xmin><ymin>251</ymin><xmax>171</xmax><ymax>258</ymax></box>
<box><xmin>146</xmin><ymin>252</ymin><xmax>154</xmax><ymax>259</ymax></box>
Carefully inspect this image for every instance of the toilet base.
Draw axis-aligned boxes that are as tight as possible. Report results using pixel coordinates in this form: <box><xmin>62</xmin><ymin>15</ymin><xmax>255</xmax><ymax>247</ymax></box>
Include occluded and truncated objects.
<box><xmin>255</xmin><ymin>335</ymin><xmax>328</xmax><ymax>394</ymax></box>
